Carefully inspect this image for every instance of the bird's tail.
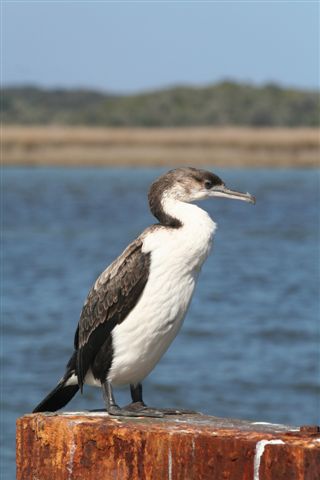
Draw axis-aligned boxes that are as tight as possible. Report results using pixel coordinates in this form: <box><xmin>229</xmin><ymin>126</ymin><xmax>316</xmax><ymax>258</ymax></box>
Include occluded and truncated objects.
<box><xmin>33</xmin><ymin>351</ymin><xmax>80</xmax><ymax>413</ymax></box>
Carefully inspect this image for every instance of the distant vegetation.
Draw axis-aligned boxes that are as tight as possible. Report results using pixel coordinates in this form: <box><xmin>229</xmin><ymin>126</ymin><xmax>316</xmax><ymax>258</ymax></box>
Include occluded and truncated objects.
<box><xmin>2</xmin><ymin>82</ymin><xmax>319</xmax><ymax>126</ymax></box>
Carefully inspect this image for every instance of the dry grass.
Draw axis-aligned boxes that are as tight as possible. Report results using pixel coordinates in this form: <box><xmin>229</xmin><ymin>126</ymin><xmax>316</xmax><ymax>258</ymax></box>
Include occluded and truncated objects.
<box><xmin>2</xmin><ymin>126</ymin><xmax>320</xmax><ymax>167</ymax></box>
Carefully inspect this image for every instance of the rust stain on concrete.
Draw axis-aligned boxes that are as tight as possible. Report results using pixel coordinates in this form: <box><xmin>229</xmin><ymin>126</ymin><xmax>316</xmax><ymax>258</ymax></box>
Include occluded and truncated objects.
<box><xmin>16</xmin><ymin>412</ymin><xmax>320</xmax><ymax>480</ymax></box>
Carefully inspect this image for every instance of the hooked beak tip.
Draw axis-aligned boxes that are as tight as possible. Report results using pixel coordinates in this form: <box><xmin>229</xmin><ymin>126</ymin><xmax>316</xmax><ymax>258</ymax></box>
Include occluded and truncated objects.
<box><xmin>248</xmin><ymin>194</ymin><xmax>256</xmax><ymax>205</ymax></box>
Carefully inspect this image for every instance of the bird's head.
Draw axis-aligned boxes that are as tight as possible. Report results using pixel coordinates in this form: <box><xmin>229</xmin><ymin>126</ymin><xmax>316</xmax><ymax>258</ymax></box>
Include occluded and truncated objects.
<box><xmin>149</xmin><ymin>166</ymin><xmax>255</xmax><ymax>203</ymax></box>
<box><xmin>148</xmin><ymin>167</ymin><xmax>255</xmax><ymax>226</ymax></box>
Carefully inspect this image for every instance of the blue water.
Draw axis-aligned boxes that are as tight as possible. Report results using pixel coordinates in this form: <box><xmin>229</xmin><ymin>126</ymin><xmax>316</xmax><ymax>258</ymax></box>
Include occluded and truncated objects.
<box><xmin>2</xmin><ymin>167</ymin><xmax>320</xmax><ymax>478</ymax></box>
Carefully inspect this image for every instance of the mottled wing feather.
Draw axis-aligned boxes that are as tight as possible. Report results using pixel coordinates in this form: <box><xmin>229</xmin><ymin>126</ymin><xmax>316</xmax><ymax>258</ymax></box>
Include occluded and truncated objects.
<box><xmin>76</xmin><ymin>238</ymin><xmax>150</xmax><ymax>389</ymax></box>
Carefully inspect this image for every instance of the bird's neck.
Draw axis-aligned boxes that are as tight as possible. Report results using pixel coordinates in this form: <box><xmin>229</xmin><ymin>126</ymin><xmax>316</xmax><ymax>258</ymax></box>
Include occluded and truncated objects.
<box><xmin>160</xmin><ymin>197</ymin><xmax>214</xmax><ymax>230</ymax></box>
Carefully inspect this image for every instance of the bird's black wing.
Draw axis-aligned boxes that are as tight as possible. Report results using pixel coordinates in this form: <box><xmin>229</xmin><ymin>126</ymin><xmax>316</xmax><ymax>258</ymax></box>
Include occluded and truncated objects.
<box><xmin>76</xmin><ymin>237</ymin><xmax>150</xmax><ymax>390</ymax></box>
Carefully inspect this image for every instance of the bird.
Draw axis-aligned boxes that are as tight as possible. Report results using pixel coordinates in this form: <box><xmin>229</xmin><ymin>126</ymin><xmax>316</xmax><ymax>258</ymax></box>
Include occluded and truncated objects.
<box><xmin>33</xmin><ymin>167</ymin><xmax>255</xmax><ymax>417</ymax></box>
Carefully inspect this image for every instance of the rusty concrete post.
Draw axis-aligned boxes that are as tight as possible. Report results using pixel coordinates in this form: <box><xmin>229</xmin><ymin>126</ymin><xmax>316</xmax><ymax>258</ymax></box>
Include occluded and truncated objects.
<box><xmin>16</xmin><ymin>412</ymin><xmax>320</xmax><ymax>480</ymax></box>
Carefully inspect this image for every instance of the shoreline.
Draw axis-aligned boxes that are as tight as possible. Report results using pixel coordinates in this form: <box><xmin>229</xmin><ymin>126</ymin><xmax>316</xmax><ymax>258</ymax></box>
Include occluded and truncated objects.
<box><xmin>3</xmin><ymin>126</ymin><xmax>319</xmax><ymax>167</ymax></box>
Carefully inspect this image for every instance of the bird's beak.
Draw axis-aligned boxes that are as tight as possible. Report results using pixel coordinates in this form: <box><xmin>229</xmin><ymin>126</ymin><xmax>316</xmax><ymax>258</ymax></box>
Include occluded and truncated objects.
<box><xmin>209</xmin><ymin>185</ymin><xmax>256</xmax><ymax>204</ymax></box>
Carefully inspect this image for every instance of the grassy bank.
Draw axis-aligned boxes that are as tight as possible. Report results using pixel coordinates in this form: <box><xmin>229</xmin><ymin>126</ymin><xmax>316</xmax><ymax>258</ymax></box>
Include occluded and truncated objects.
<box><xmin>2</xmin><ymin>126</ymin><xmax>319</xmax><ymax>167</ymax></box>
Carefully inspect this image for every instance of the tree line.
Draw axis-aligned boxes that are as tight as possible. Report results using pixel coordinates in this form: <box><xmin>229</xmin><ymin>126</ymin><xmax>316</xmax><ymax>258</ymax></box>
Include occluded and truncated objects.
<box><xmin>2</xmin><ymin>81</ymin><xmax>319</xmax><ymax>126</ymax></box>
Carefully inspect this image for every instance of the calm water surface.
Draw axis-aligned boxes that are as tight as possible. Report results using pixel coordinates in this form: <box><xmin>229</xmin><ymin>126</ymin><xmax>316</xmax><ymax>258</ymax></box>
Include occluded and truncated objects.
<box><xmin>2</xmin><ymin>167</ymin><xmax>320</xmax><ymax>478</ymax></box>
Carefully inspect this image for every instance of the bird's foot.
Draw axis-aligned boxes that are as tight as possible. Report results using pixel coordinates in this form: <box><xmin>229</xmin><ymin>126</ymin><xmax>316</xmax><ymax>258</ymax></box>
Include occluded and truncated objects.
<box><xmin>108</xmin><ymin>402</ymin><xmax>164</xmax><ymax>418</ymax></box>
<box><xmin>125</xmin><ymin>402</ymin><xmax>197</xmax><ymax>416</ymax></box>
<box><xmin>155</xmin><ymin>407</ymin><xmax>198</xmax><ymax>415</ymax></box>
<box><xmin>124</xmin><ymin>401</ymin><xmax>165</xmax><ymax>418</ymax></box>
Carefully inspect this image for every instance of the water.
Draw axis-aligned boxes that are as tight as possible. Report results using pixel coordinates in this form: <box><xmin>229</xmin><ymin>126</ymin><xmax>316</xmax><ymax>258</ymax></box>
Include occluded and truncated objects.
<box><xmin>2</xmin><ymin>167</ymin><xmax>320</xmax><ymax>478</ymax></box>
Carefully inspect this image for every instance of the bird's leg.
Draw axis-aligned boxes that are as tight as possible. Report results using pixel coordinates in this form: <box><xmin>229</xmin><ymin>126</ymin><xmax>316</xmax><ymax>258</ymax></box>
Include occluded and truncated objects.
<box><xmin>102</xmin><ymin>381</ymin><xmax>123</xmax><ymax>416</ymax></box>
<box><xmin>102</xmin><ymin>381</ymin><xmax>163</xmax><ymax>418</ymax></box>
<box><xmin>128</xmin><ymin>383</ymin><xmax>145</xmax><ymax>407</ymax></box>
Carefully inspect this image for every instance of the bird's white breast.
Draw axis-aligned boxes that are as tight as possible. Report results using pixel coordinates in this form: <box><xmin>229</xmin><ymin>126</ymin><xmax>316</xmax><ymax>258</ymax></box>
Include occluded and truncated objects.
<box><xmin>107</xmin><ymin>204</ymin><xmax>216</xmax><ymax>386</ymax></box>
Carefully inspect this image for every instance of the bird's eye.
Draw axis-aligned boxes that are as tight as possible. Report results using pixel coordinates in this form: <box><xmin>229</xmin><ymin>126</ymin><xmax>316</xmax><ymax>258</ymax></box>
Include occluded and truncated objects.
<box><xmin>204</xmin><ymin>179</ymin><xmax>213</xmax><ymax>189</ymax></box>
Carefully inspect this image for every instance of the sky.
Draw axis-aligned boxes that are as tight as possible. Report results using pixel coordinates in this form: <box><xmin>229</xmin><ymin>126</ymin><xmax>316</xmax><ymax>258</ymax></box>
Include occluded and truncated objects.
<box><xmin>2</xmin><ymin>1</ymin><xmax>319</xmax><ymax>93</ymax></box>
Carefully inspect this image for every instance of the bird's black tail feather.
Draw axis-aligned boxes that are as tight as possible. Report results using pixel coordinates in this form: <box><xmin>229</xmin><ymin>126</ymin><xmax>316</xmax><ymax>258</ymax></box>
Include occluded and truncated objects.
<box><xmin>33</xmin><ymin>382</ymin><xmax>79</xmax><ymax>413</ymax></box>
<box><xmin>33</xmin><ymin>351</ymin><xmax>79</xmax><ymax>413</ymax></box>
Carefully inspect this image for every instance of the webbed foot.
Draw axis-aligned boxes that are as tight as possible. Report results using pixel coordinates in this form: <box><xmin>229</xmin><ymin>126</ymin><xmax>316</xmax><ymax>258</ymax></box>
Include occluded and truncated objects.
<box><xmin>123</xmin><ymin>401</ymin><xmax>164</xmax><ymax>418</ymax></box>
<box><xmin>159</xmin><ymin>407</ymin><xmax>198</xmax><ymax>415</ymax></box>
